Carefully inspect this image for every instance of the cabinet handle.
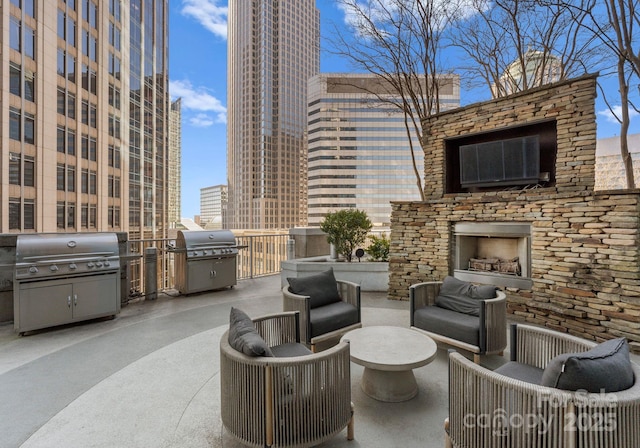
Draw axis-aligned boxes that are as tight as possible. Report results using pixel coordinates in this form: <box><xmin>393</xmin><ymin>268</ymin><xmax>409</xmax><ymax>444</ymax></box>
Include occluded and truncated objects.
<box><xmin>74</xmin><ymin>294</ymin><xmax>78</xmax><ymax>306</ymax></box>
<box><xmin>210</xmin><ymin>270</ymin><xmax>216</xmax><ymax>278</ymax></box>
<box><xmin>67</xmin><ymin>296</ymin><xmax>71</xmax><ymax>308</ymax></box>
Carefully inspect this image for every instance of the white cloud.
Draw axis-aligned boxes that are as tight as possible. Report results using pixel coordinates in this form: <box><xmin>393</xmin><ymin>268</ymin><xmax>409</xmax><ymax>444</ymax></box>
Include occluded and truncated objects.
<box><xmin>170</xmin><ymin>79</ymin><xmax>227</xmax><ymax>126</ymax></box>
<box><xmin>598</xmin><ymin>105</ymin><xmax>640</xmax><ymax>124</ymax></box>
<box><xmin>181</xmin><ymin>0</ymin><xmax>228</xmax><ymax>40</ymax></box>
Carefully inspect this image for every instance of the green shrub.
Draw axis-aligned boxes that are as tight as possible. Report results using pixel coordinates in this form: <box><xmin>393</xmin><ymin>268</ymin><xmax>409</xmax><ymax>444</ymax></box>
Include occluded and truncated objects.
<box><xmin>365</xmin><ymin>233</ymin><xmax>390</xmax><ymax>262</ymax></box>
<box><xmin>320</xmin><ymin>209</ymin><xmax>372</xmax><ymax>262</ymax></box>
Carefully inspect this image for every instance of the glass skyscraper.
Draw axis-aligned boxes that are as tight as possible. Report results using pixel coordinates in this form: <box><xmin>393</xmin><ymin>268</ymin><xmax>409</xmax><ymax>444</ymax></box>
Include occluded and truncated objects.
<box><xmin>227</xmin><ymin>0</ymin><xmax>320</xmax><ymax>229</ymax></box>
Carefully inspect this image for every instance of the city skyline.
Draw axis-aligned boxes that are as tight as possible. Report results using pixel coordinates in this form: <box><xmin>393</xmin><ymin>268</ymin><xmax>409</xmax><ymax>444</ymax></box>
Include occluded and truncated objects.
<box><xmin>170</xmin><ymin>0</ymin><xmax>639</xmax><ymax>220</ymax></box>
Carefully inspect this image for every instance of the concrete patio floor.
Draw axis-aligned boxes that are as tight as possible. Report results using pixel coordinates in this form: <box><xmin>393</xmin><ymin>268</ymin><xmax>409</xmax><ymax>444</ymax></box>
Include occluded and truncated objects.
<box><xmin>1</xmin><ymin>274</ymin><xmax>635</xmax><ymax>448</ymax></box>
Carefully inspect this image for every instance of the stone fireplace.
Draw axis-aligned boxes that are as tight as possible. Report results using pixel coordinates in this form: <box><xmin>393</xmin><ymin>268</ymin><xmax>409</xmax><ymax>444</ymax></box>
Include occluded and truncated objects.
<box><xmin>389</xmin><ymin>75</ymin><xmax>640</xmax><ymax>351</ymax></box>
<box><xmin>453</xmin><ymin>222</ymin><xmax>532</xmax><ymax>289</ymax></box>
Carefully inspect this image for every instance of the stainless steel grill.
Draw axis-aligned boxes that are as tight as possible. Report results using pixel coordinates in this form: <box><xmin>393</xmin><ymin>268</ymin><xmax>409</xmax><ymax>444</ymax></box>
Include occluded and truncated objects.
<box><xmin>174</xmin><ymin>230</ymin><xmax>241</xmax><ymax>294</ymax></box>
<box><xmin>13</xmin><ymin>233</ymin><xmax>121</xmax><ymax>335</ymax></box>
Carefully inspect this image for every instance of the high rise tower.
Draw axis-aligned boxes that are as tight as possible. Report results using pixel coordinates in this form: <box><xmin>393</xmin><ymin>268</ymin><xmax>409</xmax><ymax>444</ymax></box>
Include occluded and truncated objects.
<box><xmin>227</xmin><ymin>0</ymin><xmax>320</xmax><ymax>229</ymax></box>
<box><xmin>0</xmin><ymin>0</ymin><xmax>169</xmax><ymax>236</ymax></box>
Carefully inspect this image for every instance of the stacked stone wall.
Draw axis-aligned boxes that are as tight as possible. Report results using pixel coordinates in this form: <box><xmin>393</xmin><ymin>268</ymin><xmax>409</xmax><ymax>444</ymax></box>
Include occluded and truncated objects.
<box><xmin>390</xmin><ymin>75</ymin><xmax>640</xmax><ymax>351</ymax></box>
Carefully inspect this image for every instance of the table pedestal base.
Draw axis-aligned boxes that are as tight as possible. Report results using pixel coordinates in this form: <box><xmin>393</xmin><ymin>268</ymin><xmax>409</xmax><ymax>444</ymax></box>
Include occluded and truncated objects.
<box><xmin>361</xmin><ymin>367</ymin><xmax>418</xmax><ymax>402</ymax></box>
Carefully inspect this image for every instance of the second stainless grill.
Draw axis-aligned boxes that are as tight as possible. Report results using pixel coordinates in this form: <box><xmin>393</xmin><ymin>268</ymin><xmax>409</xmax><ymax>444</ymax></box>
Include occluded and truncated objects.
<box><xmin>174</xmin><ymin>230</ymin><xmax>241</xmax><ymax>294</ymax></box>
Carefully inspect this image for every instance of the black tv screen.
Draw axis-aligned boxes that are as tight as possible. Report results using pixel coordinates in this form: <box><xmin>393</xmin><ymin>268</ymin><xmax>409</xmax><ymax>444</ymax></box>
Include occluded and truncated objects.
<box><xmin>459</xmin><ymin>136</ymin><xmax>540</xmax><ymax>188</ymax></box>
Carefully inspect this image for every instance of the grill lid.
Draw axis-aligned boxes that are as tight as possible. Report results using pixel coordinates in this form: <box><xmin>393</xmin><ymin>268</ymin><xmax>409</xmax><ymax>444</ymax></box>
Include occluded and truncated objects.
<box><xmin>15</xmin><ymin>233</ymin><xmax>120</xmax><ymax>280</ymax></box>
<box><xmin>176</xmin><ymin>230</ymin><xmax>240</xmax><ymax>258</ymax></box>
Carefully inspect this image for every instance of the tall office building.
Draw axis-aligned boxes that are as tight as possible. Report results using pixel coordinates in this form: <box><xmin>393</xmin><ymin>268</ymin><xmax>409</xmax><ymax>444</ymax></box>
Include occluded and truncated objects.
<box><xmin>1</xmin><ymin>0</ymin><xmax>168</xmax><ymax>236</ymax></box>
<box><xmin>306</xmin><ymin>73</ymin><xmax>460</xmax><ymax>226</ymax></box>
<box><xmin>168</xmin><ymin>98</ymin><xmax>182</xmax><ymax>227</ymax></box>
<box><xmin>200</xmin><ymin>184</ymin><xmax>227</xmax><ymax>229</ymax></box>
<box><xmin>227</xmin><ymin>0</ymin><xmax>320</xmax><ymax>230</ymax></box>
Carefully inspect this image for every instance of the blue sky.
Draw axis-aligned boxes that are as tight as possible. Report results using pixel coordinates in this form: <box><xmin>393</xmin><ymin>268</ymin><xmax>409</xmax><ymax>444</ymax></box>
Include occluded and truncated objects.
<box><xmin>169</xmin><ymin>0</ymin><xmax>639</xmax><ymax>219</ymax></box>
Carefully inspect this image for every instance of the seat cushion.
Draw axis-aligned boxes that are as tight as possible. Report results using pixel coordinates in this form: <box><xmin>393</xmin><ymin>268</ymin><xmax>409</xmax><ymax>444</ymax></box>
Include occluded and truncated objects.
<box><xmin>309</xmin><ymin>301</ymin><xmax>359</xmax><ymax>339</ymax></box>
<box><xmin>434</xmin><ymin>276</ymin><xmax>497</xmax><ymax>317</ymax></box>
<box><xmin>494</xmin><ymin>361</ymin><xmax>544</xmax><ymax>385</ymax></box>
<box><xmin>414</xmin><ymin>305</ymin><xmax>480</xmax><ymax>347</ymax></box>
<box><xmin>270</xmin><ymin>342</ymin><xmax>313</xmax><ymax>358</ymax></box>
<box><xmin>541</xmin><ymin>337</ymin><xmax>634</xmax><ymax>392</ymax></box>
<box><xmin>287</xmin><ymin>268</ymin><xmax>341</xmax><ymax>309</ymax></box>
<box><xmin>228</xmin><ymin>307</ymin><xmax>273</xmax><ymax>357</ymax></box>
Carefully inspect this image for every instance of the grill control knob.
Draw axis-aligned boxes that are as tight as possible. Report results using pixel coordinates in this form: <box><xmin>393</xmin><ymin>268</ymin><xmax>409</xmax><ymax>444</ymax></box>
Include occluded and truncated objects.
<box><xmin>96</xmin><ymin>262</ymin><xmax>103</xmax><ymax>268</ymax></box>
<box><xmin>50</xmin><ymin>265</ymin><xmax>59</xmax><ymax>272</ymax></box>
<box><xmin>69</xmin><ymin>263</ymin><xmax>77</xmax><ymax>270</ymax></box>
<box><xmin>104</xmin><ymin>260</ymin><xmax>110</xmax><ymax>267</ymax></box>
<box><xmin>87</xmin><ymin>262</ymin><xmax>95</xmax><ymax>268</ymax></box>
<box><xmin>29</xmin><ymin>266</ymin><xmax>38</xmax><ymax>274</ymax></box>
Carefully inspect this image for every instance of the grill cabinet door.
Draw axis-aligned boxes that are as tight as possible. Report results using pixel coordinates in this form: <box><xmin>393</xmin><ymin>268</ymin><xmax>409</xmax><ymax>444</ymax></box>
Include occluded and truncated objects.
<box><xmin>187</xmin><ymin>258</ymin><xmax>236</xmax><ymax>292</ymax></box>
<box><xmin>72</xmin><ymin>274</ymin><xmax>119</xmax><ymax>321</ymax></box>
<box><xmin>18</xmin><ymin>283</ymin><xmax>74</xmax><ymax>332</ymax></box>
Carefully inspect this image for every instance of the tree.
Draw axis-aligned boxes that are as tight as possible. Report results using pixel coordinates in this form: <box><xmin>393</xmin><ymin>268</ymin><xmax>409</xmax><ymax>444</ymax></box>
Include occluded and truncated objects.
<box><xmin>328</xmin><ymin>0</ymin><xmax>460</xmax><ymax>201</ymax></box>
<box><xmin>560</xmin><ymin>0</ymin><xmax>640</xmax><ymax>188</ymax></box>
<box><xmin>450</xmin><ymin>0</ymin><xmax>599</xmax><ymax>98</ymax></box>
<box><xmin>320</xmin><ymin>209</ymin><xmax>373</xmax><ymax>262</ymax></box>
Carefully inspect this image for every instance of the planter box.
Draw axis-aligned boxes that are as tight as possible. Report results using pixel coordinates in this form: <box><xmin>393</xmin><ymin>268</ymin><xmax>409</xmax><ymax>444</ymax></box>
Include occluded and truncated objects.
<box><xmin>281</xmin><ymin>256</ymin><xmax>389</xmax><ymax>292</ymax></box>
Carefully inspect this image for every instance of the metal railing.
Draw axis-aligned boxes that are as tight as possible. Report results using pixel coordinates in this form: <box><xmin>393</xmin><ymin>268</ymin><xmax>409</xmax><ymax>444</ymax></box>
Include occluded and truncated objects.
<box><xmin>125</xmin><ymin>233</ymin><xmax>290</xmax><ymax>300</ymax></box>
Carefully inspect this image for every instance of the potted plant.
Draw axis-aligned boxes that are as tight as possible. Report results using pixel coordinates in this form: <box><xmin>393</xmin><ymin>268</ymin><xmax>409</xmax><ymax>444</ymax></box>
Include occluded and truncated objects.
<box><xmin>320</xmin><ymin>210</ymin><xmax>372</xmax><ymax>262</ymax></box>
<box><xmin>365</xmin><ymin>233</ymin><xmax>390</xmax><ymax>262</ymax></box>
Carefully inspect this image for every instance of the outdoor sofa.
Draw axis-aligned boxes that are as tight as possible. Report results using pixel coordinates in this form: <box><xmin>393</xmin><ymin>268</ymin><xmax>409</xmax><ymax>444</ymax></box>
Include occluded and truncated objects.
<box><xmin>410</xmin><ymin>276</ymin><xmax>507</xmax><ymax>363</ymax></box>
<box><xmin>220</xmin><ymin>308</ymin><xmax>354</xmax><ymax>447</ymax></box>
<box><xmin>445</xmin><ymin>323</ymin><xmax>640</xmax><ymax>448</ymax></box>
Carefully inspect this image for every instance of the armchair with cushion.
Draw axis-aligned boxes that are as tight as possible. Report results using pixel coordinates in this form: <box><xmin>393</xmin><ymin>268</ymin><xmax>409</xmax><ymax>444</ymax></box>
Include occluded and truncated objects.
<box><xmin>220</xmin><ymin>308</ymin><xmax>354</xmax><ymax>447</ymax></box>
<box><xmin>445</xmin><ymin>323</ymin><xmax>640</xmax><ymax>448</ymax></box>
<box><xmin>410</xmin><ymin>276</ymin><xmax>507</xmax><ymax>363</ymax></box>
<box><xmin>283</xmin><ymin>268</ymin><xmax>361</xmax><ymax>351</ymax></box>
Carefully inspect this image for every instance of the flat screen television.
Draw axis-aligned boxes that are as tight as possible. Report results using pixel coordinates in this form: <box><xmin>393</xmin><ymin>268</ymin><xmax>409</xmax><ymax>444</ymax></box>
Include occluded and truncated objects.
<box><xmin>459</xmin><ymin>135</ymin><xmax>540</xmax><ymax>188</ymax></box>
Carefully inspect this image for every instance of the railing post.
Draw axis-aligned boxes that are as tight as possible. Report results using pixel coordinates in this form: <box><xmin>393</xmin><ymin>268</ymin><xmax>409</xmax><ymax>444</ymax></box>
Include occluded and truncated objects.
<box><xmin>250</xmin><ymin>236</ymin><xmax>254</xmax><ymax>279</ymax></box>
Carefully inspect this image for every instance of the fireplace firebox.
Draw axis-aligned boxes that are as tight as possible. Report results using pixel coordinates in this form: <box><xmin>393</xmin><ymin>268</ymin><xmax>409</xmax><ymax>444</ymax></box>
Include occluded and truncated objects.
<box><xmin>453</xmin><ymin>222</ymin><xmax>532</xmax><ymax>289</ymax></box>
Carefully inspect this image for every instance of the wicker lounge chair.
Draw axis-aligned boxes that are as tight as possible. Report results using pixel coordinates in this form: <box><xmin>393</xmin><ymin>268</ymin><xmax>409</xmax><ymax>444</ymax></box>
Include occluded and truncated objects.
<box><xmin>410</xmin><ymin>277</ymin><xmax>507</xmax><ymax>363</ymax></box>
<box><xmin>220</xmin><ymin>310</ymin><xmax>354</xmax><ymax>447</ymax></box>
<box><xmin>445</xmin><ymin>323</ymin><xmax>640</xmax><ymax>448</ymax></box>
<box><xmin>283</xmin><ymin>268</ymin><xmax>361</xmax><ymax>352</ymax></box>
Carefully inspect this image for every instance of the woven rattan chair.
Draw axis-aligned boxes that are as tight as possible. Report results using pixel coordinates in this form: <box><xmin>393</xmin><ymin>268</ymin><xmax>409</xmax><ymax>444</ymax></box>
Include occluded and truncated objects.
<box><xmin>283</xmin><ymin>279</ymin><xmax>361</xmax><ymax>352</ymax></box>
<box><xmin>410</xmin><ymin>280</ymin><xmax>507</xmax><ymax>363</ymax></box>
<box><xmin>445</xmin><ymin>324</ymin><xmax>640</xmax><ymax>448</ymax></box>
<box><xmin>220</xmin><ymin>311</ymin><xmax>354</xmax><ymax>447</ymax></box>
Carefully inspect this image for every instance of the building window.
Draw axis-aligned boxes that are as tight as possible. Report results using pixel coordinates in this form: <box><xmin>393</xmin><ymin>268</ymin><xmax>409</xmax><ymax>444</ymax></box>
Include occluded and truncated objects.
<box><xmin>24</xmin><ymin>113</ymin><xmax>35</xmax><ymax>144</ymax></box>
<box><xmin>67</xmin><ymin>54</ymin><xmax>76</xmax><ymax>83</ymax></box>
<box><xmin>90</xmin><ymin>103</ymin><xmax>97</xmax><ymax>128</ymax></box>
<box><xmin>89</xmin><ymin>204</ymin><xmax>97</xmax><ymax>228</ymax></box>
<box><xmin>24</xmin><ymin>71</ymin><xmax>34</xmax><ymax>102</ymax></box>
<box><xmin>24</xmin><ymin>0</ymin><xmax>35</xmax><ymax>18</ymax></box>
<box><xmin>81</xmin><ymin>99</ymin><xmax>89</xmax><ymax>124</ymax></box>
<box><xmin>67</xmin><ymin>165</ymin><xmax>76</xmax><ymax>192</ymax></box>
<box><xmin>57</xmin><ymin>127</ymin><xmax>65</xmax><ymax>152</ymax></box>
<box><xmin>10</xmin><ymin>17</ymin><xmax>21</xmax><ymax>52</ymax></box>
<box><xmin>81</xmin><ymin>169</ymin><xmax>88</xmax><ymax>193</ymax></box>
<box><xmin>67</xmin><ymin>202</ymin><xmax>76</xmax><ymax>228</ymax></box>
<box><xmin>24</xmin><ymin>156</ymin><xmax>34</xmax><ymax>187</ymax></box>
<box><xmin>67</xmin><ymin>129</ymin><xmax>76</xmax><ymax>155</ymax></box>
<box><xmin>9</xmin><ymin>153</ymin><xmax>21</xmax><ymax>185</ymax></box>
<box><xmin>68</xmin><ymin>92</ymin><xmax>76</xmax><ymax>118</ymax></box>
<box><xmin>81</xmin><ymin>204</ymin><xmax>88</xmax><ymax>228</ymax></box>
<box><xmin>57</xmin><ymin>202</ymin><xmax>65</xmax><ymax>228</ymax></box>
<box><xmin>81</xmin><ymin>135</ymin><xmax>88</xmax><ymax>159</ymax></box>
<box><xmin>109</xmin><ymin>0</ymin><xmax>121</xmax><ymax>22</ymax></box>
<box><xmin>9</xmin><ymin>199</ymin><xmax>21</xmax><ymax>230</ymax></box>
<box><xmin>67</xmin><ymin>18</ymin><xmax>76</xmax><ymax>47</ymax></box>
<box><xmin>24</xmin><ymin>25</ymin><xmax>35</xmax><ymax>59</ymax></box>
<box><xmin>89</xmin><ymin>170</ymin><xmax>97</xmax><ymax>194</ymax></box>
<box><xmin>24</xmin><ymin>200</ymin><xmax>35</xmax><ymax>230</ymax></box>
<box><xmin>10</xmin><ymin>108</ymin><xmax>21</xmax><ymax>141</ymax></box>
<box><xmin>57</xmin><ymin>164</ymin><xmax>65</xmax><ymax>191</ymax></box>
<box><xmin>10</xmin><ymin>63</ymin><xmax>21</xmax><ymax>96</ymax></box>
<box><xmin>58</xmin><ymin>10</ymin><xmax>66</xmax><ymax>39</ymax></box>
<box><xmin>89</xmin><ymin>137</ymin><xmax>97</xmax><ymax>161</ymax></box>
<box><xmin>57</xmin><ymin>89</ymin><xmax>66</xmax><ymax>115</ymax></box>
<box><xmin>57</xmin><ymin>49</ymin><xmax>66</xmax><ymax>76</ymax></box>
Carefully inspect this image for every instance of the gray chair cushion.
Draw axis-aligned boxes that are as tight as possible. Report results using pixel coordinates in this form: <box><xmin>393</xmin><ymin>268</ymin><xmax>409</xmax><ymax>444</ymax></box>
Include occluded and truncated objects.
<box><xmin>495</xmin><ymin>361</ymin><xmax>545</xmax><ymax>385</ymax></box>
<box><xmin>414</xmin><ymin>305</ymin><xmax>480</xmax><ymax>347</ymax></box>
<box><xmin>435</xmin><ymin>276</ymin><xmax>497</xmax><ymax>316</ymax></box>
<box><xmin>541</xmin><ymin>338</ymin><xmax>634</xmax><ymax>392</ymax></box>
<box><xmin>309</xmin><ymin>301</ymin><xmax>359</xmax><ymax>339</ymax></box>
<box><xmin>228</xmin><ymin>307</ymin><xmax>273</xmax><ymax>357</ymax></box>
<box><xmin>287</xmin><ymin>268</ymin><xmax>341</xmax><ymax>309</ymax></box>
<box><xmin>271</xmin><ymin>343</ymin><xmax>313</xmax><ymax>358</ymax></box>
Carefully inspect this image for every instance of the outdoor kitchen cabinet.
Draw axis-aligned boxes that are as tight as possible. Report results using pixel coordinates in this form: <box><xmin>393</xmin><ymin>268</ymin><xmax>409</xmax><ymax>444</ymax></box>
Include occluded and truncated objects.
<box><xmin>14</xmin><ymin>274</ymin><xmax>120</xmax><ymax>334</ymax></box>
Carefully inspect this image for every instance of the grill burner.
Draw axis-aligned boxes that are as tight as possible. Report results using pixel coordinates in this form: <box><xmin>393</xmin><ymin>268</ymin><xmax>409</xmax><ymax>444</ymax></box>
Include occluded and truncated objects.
<box><xmin>14</xmin><ymin>233</ymin><xmax>121</xmax><ymax>335</ymax></box>
<box><xmin>174</xmin><ymin>230</ymin><xmax>242</xmax><ymax>294</ymax></box>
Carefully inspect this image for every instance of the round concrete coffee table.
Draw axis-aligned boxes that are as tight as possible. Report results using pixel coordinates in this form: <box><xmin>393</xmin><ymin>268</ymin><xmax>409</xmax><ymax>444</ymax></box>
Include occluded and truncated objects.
<box><xmin>341</xmin><ymin>326</ymin><xmax>438</xmax><ymax>402</ymax></box>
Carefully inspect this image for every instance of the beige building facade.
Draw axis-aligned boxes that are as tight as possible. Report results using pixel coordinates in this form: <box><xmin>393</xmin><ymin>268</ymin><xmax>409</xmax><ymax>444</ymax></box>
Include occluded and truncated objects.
<box><xmin>168</xmin><ymin>98</ymin><xmax>182</xmax><ymax>227</ymax></box>
<box><xmin>226</xmin><ymin>0</ymin><xmax>319</xmax><ymax>230</ymax></box>
<box><xmin>306</xmin><ymin>73</ymin><xmax>460</xmax><ymax>226</ymax></box>
<box><xmin>200</xmin><ymin>184</ymin><xmax>226</xmax><ymax>229</ymax></box>
<box><xmin>1</xmin><ymin>0</ymin><xmax>169</xmax><ymax>238</ymax></box>
<box><xmin>595</xmin><ymin>134</ymin><xmax>640</xmax><ymax>190</ymax></box>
